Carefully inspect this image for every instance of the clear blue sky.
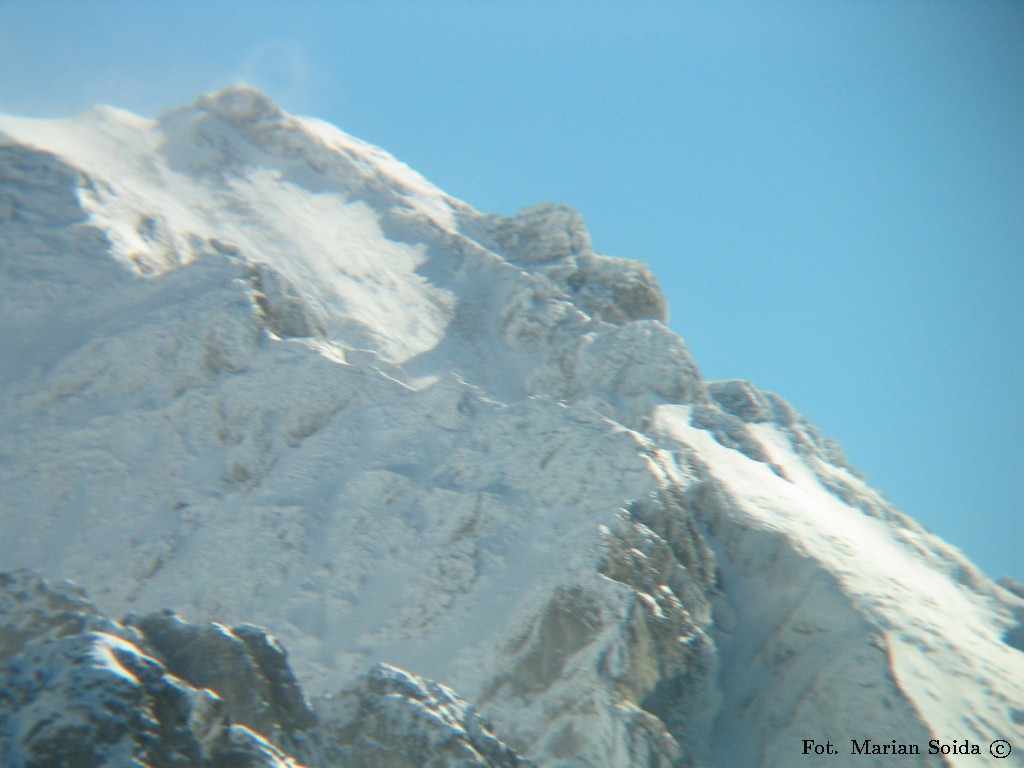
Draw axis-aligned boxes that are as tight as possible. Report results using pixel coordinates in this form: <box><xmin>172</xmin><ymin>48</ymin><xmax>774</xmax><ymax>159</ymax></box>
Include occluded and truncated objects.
<box><xmin>1</xmin><ymin>1</ymin><xmax>1021</xmax><ymax>580</ymax></box>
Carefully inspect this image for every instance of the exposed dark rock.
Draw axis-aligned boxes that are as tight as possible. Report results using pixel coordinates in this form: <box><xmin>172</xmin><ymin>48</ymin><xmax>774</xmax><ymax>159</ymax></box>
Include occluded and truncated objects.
<box><xmin>0</xmin><ymin>573</ymin><xmax>306</xmax><ymax>768</ymax></box>
<box><xmin>1</xmin><ymin>572</ymin><xmax>535</xmax><ymax>768</ymax></box>
<box><xmin>561</xmin><ymin>253</ymin><xmax>668</xmax><ymax>325</ymax></box>
<box><xmin>315</xmin><ymin>662</ymin><xmax>534</xmax><ymax>768</ymax></box>
<box><xmin>249</xmin><ymin>263</ymin><xmax>325</xmax><ymax>339</ymax></box>
<box><xmin>0</xmin><ymin>570</ymin><xmax>111</xmax><ymax>668</ymax></box>
<box><xmin>488</xmin><ymin>204</ymin><xmax>591</xmax><ymax>264</ymax></box>
<box><xmin>127</xmin><ymin>610</ymin><xmax>316</xmax><ymax>755</ymax></box>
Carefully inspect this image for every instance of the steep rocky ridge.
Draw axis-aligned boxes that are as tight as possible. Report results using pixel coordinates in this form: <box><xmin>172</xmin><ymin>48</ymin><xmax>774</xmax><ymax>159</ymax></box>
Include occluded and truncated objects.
<box><xmin>0</xmin><ymin>570</ymin><xmax>529</xmax><ymax>768</ymax></box>
<box><xmin>0</xmin><ymin>571</ymin><xmax>308</xmax><ymax>768</ymax></box>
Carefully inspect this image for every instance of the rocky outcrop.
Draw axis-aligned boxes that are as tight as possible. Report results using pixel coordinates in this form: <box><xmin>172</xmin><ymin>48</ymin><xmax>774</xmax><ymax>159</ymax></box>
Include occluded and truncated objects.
<box><xmin>0</xmin><ymin>571</ymin><xmax>535</xmax><ymax>768</ymax></box>
<box><xmin>314</xmin><ymin>663</ymin><xmax>533</xmax><ymax>768</ymax></box>
<box><xmin>0</xmin><ymin>570</ymin><xmax>111</xmax><ymax>668</ymax></box>
<box><xmin>483</xmin><ymin>203</ymin><xmax>668</xmax><ymax>327</ymax></box>
<box><xmin>486</xmin><ymin>204</ymin><xmax>592</xmax><ymax>265</ymax></box>
<box><xmin>248</xmin><ymin>262</ymin><xmax>326</xmax><ymax>340</ymax></box>
<box><xmin>126</xmin><ymin>611</ymin><xmax>317</xmax><ymax>759</ymax></box>
<box><xmin>0</xmin><ymin>571</ymin><xmax>307</xmax><ymax>768</ymax></box>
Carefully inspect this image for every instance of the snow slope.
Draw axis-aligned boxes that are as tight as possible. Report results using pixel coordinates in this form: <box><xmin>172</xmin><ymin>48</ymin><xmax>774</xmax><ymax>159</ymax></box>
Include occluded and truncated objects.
<box><xmin>1</xmin><ymin>87</ymin><xmax>1022</xmax><ymax>767</ymax></box>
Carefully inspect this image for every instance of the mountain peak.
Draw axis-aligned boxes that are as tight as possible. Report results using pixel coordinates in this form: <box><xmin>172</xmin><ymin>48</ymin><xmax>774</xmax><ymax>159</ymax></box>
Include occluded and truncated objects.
<box><xmin>1</xmin><ymin>92</ymin><xmax>1022</xmax><ymax>768</ymax></box>
<box><xmin>195</xmin><ymin>84</ymin><xmax>285</xmax><ymax>126</ymax></box>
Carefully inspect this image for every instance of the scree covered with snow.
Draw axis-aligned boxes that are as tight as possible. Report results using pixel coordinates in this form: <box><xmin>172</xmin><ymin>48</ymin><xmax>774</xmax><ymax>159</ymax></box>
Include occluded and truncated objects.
<box><xmin>1</xmin><ymin>87</ymin><xmax>1022</xmax><ymax>768</ymax></box>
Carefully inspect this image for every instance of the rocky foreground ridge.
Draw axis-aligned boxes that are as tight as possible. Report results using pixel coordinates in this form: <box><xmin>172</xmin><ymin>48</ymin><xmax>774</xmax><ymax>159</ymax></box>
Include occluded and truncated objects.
<box><xmin>0</xmin><ymin>570</ymin><xmax>529</xmax><ymax>768</ymax></box>
<box><xmin>1</xmin><ymin>88</ymin><xmax>1023</xmax><ymax>767</ymax></box>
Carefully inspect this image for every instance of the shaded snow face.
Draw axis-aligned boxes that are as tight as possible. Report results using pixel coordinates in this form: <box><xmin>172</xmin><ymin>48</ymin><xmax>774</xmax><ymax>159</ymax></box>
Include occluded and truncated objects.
<box><xmin>2</xmin><ymin>87</ymin><xmax>1023</xmax><ymax>768</ymax></box>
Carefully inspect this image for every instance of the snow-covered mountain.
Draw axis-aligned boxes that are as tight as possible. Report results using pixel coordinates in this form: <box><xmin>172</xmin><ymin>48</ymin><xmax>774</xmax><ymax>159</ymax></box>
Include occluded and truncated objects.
<box><xmin>1</xmin><ymin>87</ymin><xmax>1022</xmax><ymax>768</ymax></box>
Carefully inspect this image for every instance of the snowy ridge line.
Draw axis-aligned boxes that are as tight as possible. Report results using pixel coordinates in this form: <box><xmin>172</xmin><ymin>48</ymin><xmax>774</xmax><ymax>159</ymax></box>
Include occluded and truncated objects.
<box><xmin>2</xmin><ymin>87</ymin><xmax>1023</xmax><ymax>768</ymax></box>
<box><xmin>653</xmin><ymin>405</ymin><xmax>1024</xmax><ymax>766</ymax></box>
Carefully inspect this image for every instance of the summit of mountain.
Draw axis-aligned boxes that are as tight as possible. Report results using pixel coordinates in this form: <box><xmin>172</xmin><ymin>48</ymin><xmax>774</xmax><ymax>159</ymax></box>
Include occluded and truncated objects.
<box><xmin>1</xmin><ymin>88</ymin><xmax>1021</xmax><ymax>767</ymax></box>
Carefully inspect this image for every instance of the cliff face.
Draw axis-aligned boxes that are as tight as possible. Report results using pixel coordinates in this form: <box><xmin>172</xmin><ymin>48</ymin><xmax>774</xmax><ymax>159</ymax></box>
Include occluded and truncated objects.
<box><xmin>1</xmin><ymin>88</ymin><xmax>1022</xmax><ymax>768</ymax></box>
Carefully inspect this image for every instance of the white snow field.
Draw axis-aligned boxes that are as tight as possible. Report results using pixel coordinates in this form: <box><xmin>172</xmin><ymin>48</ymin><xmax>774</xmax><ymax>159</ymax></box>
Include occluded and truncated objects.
<box><xmin>1</xmin><ymin>87</ymin><xmax>1022</xmax><ymax>767</ymax></box>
